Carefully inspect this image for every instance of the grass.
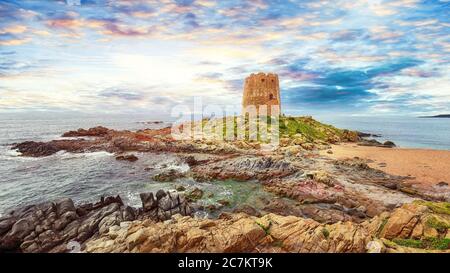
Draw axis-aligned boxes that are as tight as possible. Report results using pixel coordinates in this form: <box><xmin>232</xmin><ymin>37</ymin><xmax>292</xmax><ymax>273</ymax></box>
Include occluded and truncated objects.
<box><xmin>392</xmin><ymin>237</ymin><xmax>450</xmax><ymax>250</ymax></box>
<box><xmin>392</xmin><ymin>238</ymin><xmax>423</xmax><ymax>248</ymax></box>
<box><xmin>189</xmin><ymin>115</ymin><xmax>349</xmax><ymax>144</ymax></box>
<box><xmin>255</xmin><ymin>220</ymin><xmax>272</xmax><ymax>235</ymax></box>
<box><xmin>413</xmin><ymin>200</ymin><xmax>450</xmax><ymax>215</ymax></box>
<box><xmin>376</xmin><ymin>218</ymin><xmax>389</xmax><ymax>238</ymax></box>
<box><xmin>322</xmin><ymin>228</ymin><xmax>330</xmax><ymax>239</ymax></box>
<box><xmin>426</xmin><ymin>216</ymin><xmax>450</xmax><ymax>232</ymax></box>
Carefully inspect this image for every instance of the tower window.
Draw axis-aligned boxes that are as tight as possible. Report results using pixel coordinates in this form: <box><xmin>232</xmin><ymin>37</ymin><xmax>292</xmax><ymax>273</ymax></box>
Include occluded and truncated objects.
<box><xmin>261</xmin><ymin>79</ymin><xmax>265</xmax><ymax>82</ymax></box>
<box><xmin>269</xmin><ymin>94</ymin><xmax>274</xmax><ymax>100</ymax></box>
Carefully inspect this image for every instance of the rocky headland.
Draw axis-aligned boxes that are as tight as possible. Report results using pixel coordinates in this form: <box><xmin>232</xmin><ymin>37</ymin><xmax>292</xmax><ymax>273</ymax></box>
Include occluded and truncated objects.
<box><xmin>2</xmin><ymin>116</ymin><xmax>450</xmax><ymax>253</ymax></box>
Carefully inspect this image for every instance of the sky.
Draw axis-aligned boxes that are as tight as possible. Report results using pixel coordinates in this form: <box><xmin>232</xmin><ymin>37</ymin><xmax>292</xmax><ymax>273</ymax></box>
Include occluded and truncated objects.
<box><xmin>0</xmin><ymin>0</ymin><xmax>449</xmax><ymax>118</ymax></box>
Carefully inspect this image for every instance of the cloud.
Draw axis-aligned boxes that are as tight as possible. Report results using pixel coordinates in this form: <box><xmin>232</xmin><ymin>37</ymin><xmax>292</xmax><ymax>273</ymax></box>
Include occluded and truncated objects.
<box><xmin>0</xmin><ymin>0</ymin><xmax>448</xmax><ymax>115</ymax></box>
<box><xmin>0</xmin><ymin>33</ymin><xmax>31</xmax><ymax>46</ymax></box>
<box><xmin>98</xmin><ymin>87</ymin><xmax>145</xmax><ymax>101</ymax></box>
<box><xmin>283</xmin><ymin>58</ymin><xmax>423</xmax><ymax>107</ymax></box>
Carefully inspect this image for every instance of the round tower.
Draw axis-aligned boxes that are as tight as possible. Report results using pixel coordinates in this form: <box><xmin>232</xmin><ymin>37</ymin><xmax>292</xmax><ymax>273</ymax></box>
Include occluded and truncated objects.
<box><xmin>242</xmin><ymin>72</ymin><xmax>281</xmax><ymax>116</ymax></box>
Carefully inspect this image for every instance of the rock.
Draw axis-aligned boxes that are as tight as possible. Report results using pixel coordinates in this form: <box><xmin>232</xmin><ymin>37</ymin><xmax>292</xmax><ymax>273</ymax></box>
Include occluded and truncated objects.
<box><xmin>327</xmin><ymin>150</ymin><xmax>333</xmax><ymax>154</ymax></box>
<box><xmin>140</xmin><ymin>193</ymin><xmax>157</xmax><ymax>212</ymax></box>
<box><xmin>233</xmin><ymin>205</ymin><xmax>261</xmax><ymax>217</ymax></box>
<box><xmin>436</xmin><ymin>181</ymin><xmax>448</xmax><ymax>187</ymax></box>
<box><xmin>342</xmin><ymin>130</ymin><xmax>360</xmax><ymax>142</ymax></box>
<box><xmin>85</xmin><ymin>212</ymin><xmax>369</xmax><ymax>253</ymax></box>
<box><xmin>139</xmin><ymin>191</ymin><xmax>193</xmax><ymax>221</ymax></box>
<box><xmin>217</xmin><ymin>199</ymin><xmax>230</xmax><ymax>207</ymax></box>
<box><xmin>62</xmin><ymin>126</ymin><xmax>110</xmax><ymax>137</ymax></box>
<box><xmin>306</xmin><ymin>171</ymin><xmax>334</xmax><ymax>187</ymax></box>
<box><xmin>115</xmin><ymin>154</ymin><xmax>138</xmax><ymax>162</ymax></box>
<box><xmin>206</xmin><ymin>204</ymin><xmax>220</xmax><ymax>212</ymax></box>
<box><xmin>383</xmin><ymin>141</ymin><xmax>396</xmax><ymax>148</ymax></box>
<box><xmin>155</xmin><ymin>190</ymin><xmax>167</xmax><ymax>200</ymax></box>
<box><xmin>184</xmin><ymin>156</ymin><xmax>200</xmax><ymax>167</ymax></box>
<box><xmin>12</xmin><ymin>141</ymin><xmax>61</xmax><ymax>157</ymax></box>
<box><xmin>153</xmin><ymin>169</ymin><xmax>185</xmax><ymax>182</ymax></box>
<box><xmin>175</xmin><ymin>185</ymin><xmax>186</xmax><ymax>191</ymax></box>
<box><xmin>186</xmin><ymin>188</ymin><xmax>204</xmax><ymax>201</ymax></box>
<box><xmin>379</xmin><ymin>203</ymin><xmax>428</xmax><ymax>239</ymax></box>
<box><xmin>366</xmin><ymin>240</ymin><xmax>384</xmax><ymax>253</ymax></box>
<box><xmin>2</xmin><ymin>197</ymin><xmax>450</xmax><ymax>253</ymax></box>
<box><xmin>191</xmin><ymin>156</ymin><xmax>296</xmax><ymax>182</ymax></box>
<box><xmin>300</xmin><ymin>143</ymin><xmax>314</xmax><ymax>150</ymax></box>
<box><xmin>0</xmin><ymin>195</ymin><xmax>125</xmax><ymax>253</ymax></box>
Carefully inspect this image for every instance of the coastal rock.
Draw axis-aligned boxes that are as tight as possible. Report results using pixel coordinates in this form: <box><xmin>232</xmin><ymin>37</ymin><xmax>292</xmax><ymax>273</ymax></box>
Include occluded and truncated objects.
<box><xmin>0</xmin><ymin>197</ymin><xmax>125</xmax><ymax>253</ymax></box>
<box><xmin>84</xmin><ymin>202</ymin><xmax>450</xmax><ymax>253</ymax></box>
<box><xmin>233</xmin><ymin>205</ymin><xmax>262</xmax><ymax>217</ymax></box>
<box><xmin>383</xmin><ymin>141</ymin><xmax>396</xmax><ymax>148</ymax></box>
<box><xmin>62</xmin><ymin>126</ymin><xmax>111</xmax><ymax>137</ymax></box>
<box><xmin>12</xmin><ymin>141</ymin><xmax>61</xmax><ymax>157</ymax></box>
<box><xmin>2</xmin><ymin>197</ymin><xmax>449</xmax><ymax>253</ymax></box>
<box><xmin>0</xmin><ymin>190</ymin><xmax>193</xmax><ymax>253</ymax></box>
<box><xmin>85</xmin><ymin>212</ymin><xmax>369</xmax><ymax>253</ymax></box>
<box><xmin>358</xmin><ymin>139</ymin><xmax>396</xmax><ymax>148</ymax></box>
<box><xmin>186</xmin><ymin>188</ymin><xmax>204</xmax><ymax>201</ymax></box>
<box><xmin>191</xmin><ymin>155</ymin><xmax>296</xmax><ymax>181</ymax></box>
<box><xmin>306</xmin><ymin>171</ymin><xmax>334</xmax><ymax>187</ymax></box>
<box><xmin>139</xmin><ymin>191</ymin><xmax>193</xmax><ymax>221</ymax></box>
<box><xmin>342</xmin><ymin>130</ymin><xmax>360</xmax><ymax>142</ymax></box>
<box><xmin>152</xmin><ymin>169</ymin><xmax>185</xmax><ymax>182</ymax></box>
<box><xmin>115</xmin><ymin>154</ymin><xmax>139</xmax><ymax>162</ymax></box>
<box><xmin>437</xmin><ymin>182</ymin><xmax>449</xmax><ymax>187</ymax></box>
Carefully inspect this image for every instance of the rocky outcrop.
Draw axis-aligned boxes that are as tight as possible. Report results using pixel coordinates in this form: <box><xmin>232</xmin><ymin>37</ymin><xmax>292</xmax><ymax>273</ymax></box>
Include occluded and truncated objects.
<box><xmin>115</xmin><ymin>154</ymin><xmax>139</xmax><ymax>162</ymax></box>
<box><xmin>0</xmin><ymin>191</ymin><xmax>193</xmax><ymax>253</ymax></box>
<box><xmin>191</xmin><ymin>155</ymin><xmax>296</xmax><ymax>181</ymax></box>
<box><xmin>85</xmin><ymin>212</ymin><xmax>369</xmax><ymax>253</ymax></box>
<box><xmin>0</xmin><ymin>196</ymin><xmax>125</xmax><ymax>253</ymax></box>
<box><xmin>82</xmin><ymin>202</ymin><xmax>450</xmax><ymax>253</ymax></box>
<box><xmin>62</xmin><ymin>126</ymin><xmax>111</xmax><ymax>137</ymax></box>
<box><xmin>1</xmin><ymin>195</ymin><xmax>449</xmax><ymax>253</ymax></box>
<box><xmin>139</xmin><ymin>190</ymin><xmax>193</xmax><ymax>221</ymax></box>
<box><xmin>358</xmin><ymin>139</ymin><xmax>397</xmax><ymax>148</ymax></box>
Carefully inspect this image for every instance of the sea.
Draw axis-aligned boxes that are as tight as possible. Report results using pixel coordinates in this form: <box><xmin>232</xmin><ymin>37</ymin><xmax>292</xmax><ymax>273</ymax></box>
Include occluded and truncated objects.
<box><xmin>0</xmin><ymin>114</ymin><xmax>449</xmax><ymax>214</ymax></box>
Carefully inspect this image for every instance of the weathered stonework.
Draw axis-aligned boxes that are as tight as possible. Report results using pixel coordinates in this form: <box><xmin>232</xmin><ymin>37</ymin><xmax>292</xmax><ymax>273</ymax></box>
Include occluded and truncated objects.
<box><xmin>242</xmin><ymin>72</ymin><xmax>281</xmax><ymax>116</ymax></box>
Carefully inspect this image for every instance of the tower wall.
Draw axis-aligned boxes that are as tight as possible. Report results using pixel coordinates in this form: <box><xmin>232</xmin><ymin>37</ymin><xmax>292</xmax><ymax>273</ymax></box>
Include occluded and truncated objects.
<box><xmin>242</xmin><ymin>72</ymin><xmax>280</xmax><ymax>116</ymax></box>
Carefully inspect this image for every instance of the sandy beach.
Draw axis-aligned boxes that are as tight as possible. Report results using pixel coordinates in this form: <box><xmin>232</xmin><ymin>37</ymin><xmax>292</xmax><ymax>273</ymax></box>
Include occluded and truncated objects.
<box><xmin>321</xmin><ymin>143</ymin><xmax>450</xmax><ymax>188</ymax></box>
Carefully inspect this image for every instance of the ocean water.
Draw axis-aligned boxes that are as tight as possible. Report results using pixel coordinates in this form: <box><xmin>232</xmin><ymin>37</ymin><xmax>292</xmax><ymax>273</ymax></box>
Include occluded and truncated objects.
<box><xmin>0</xmin><ymin>116</ymin><xmax>279</xmax><ymax>214</ymax></box>
<box><xmin>316</xmin><ymin>115</ymin><xmax>450</xmax><ymax>150</ymax></box>
<box><xmin>0</xmin><ymin>115</ymin><xmax>449</xmax><ymax>214</ymax></box>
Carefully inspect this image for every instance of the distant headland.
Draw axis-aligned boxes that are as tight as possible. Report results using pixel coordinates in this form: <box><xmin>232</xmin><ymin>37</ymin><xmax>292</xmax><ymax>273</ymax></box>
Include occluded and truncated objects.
<box><xmin>419</xmin><ymin>114</ymin><xmax>450</xmax><ymax>118</ymax></box>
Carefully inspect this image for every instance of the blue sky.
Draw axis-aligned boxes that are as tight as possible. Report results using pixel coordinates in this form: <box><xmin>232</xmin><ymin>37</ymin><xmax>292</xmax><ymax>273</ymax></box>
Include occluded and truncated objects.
<box><xmin>0</xmin><ymin>0</ymin><xmax>449</xmax><ymax>117</ymax></box>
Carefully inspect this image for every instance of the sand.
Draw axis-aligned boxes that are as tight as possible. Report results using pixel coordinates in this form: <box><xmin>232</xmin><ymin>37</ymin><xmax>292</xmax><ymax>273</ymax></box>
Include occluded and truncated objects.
<box><xmin>320</xmin><ymin>143</ymin><xmax>450</xmax><ymax>188</ymax></box>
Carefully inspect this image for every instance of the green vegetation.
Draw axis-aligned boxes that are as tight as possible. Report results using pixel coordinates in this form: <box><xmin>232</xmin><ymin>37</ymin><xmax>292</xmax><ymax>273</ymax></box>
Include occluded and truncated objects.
<box><xmin>426</xmin><ymin>216</ymin><xmax>450</xmax><ymax>232</ymax></box>
<box><xmin>195</xmin><ymin>115</ymin><xmax>350</xmax><ymax>143</ymax></box>
<box><xmin>392</xmin><ymin>237</ymin><xmax>450</xmax><ymax>250</ymax></box>
<box><xmin>376</xmin><ymin>218</ymin><xmax>389</xmax><ymax>238</ymax></box>
<box><xmin>322</xmin><ymin>228</ymin><xmax>330</xmax><ymax>239</ymax></box>
<box><xmin>414</xmin><ymin>200</ymin><xmax>450</xmax><ymax>215</ymax></box>
<box><xmin>279</xmin><ymin>116</ymin><xmax>343</xmax><ymax>141</ymax></box>
<box><xmin>255</xmin><ymin>220</ymin><xmax>272</xmax><ymax>235</ymax></box>
<box><xmin>392</xmin><ymin>238</ymin><xmax>423</xmax><ymax>248</ymax></box>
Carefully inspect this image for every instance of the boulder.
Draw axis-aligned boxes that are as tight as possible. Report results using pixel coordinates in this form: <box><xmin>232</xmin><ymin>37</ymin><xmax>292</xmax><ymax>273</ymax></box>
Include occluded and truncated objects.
<box><xmin>115</xmin><ymin>154</ymin><xmax>139</xmax><ymax>162</ymax></box>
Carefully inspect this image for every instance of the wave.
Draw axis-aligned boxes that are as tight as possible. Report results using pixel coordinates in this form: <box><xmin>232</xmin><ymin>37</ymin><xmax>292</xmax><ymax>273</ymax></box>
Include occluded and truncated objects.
<box><xmin>56</xmin><ymin>151</ymin><xmax>114</xmax><ymax>160</ymax></box>
<box><xmin>0</xmin><ymin>147</ymin><xmax>114</xmax><ymax>162</ymax></box>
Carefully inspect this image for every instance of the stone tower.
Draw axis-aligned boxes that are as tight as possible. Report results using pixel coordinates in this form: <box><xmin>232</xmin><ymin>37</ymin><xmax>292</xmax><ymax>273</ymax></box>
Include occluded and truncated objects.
<box><xmin>242</xmin><ymin>72</ymin><xmax>281</xmax><ymax>116</ymax></box>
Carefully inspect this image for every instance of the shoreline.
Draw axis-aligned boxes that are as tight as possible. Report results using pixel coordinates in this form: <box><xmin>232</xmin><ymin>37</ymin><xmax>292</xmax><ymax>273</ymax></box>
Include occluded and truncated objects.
<box><xmin>1</xmin><ymin>117</ymin><xmax>450</xmax><ymax>253</ymax></box>
<box><xmin>320</xmin><ymin>143</ymin><xmax>450</xmax><ymax>189</ymax></box>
